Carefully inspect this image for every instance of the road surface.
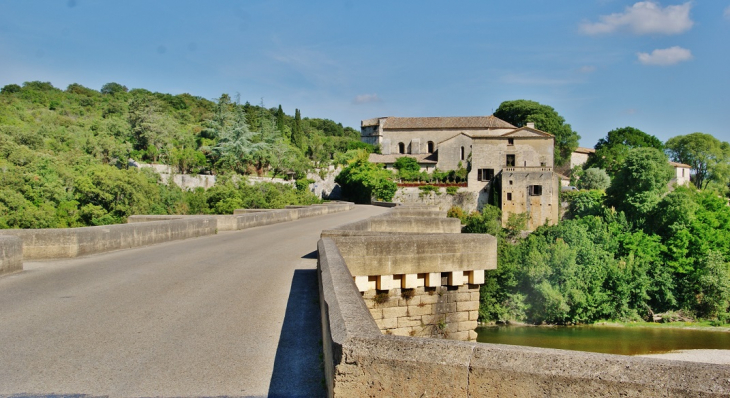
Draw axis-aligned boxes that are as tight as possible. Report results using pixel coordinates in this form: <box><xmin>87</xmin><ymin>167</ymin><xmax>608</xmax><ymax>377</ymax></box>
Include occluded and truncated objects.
<box><xmin>0</xmin><ymin>205</ymin><xmax>388</xmax><ymax>398</ymax></box>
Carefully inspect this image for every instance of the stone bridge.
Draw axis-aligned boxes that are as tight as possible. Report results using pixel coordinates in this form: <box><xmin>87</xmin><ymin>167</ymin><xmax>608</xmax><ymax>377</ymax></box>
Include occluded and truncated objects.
<box><xmin>0</xmin><ymin>203</ymin><xmax>729</xmax><ymax>397</ymax></box>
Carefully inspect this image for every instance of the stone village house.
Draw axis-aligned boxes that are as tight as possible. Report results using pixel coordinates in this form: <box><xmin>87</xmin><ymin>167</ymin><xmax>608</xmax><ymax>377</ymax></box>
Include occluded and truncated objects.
<box><xmin>361</xmin><ymin>115</ymin><xmax>560</xmax><ymax>231</ymax></box>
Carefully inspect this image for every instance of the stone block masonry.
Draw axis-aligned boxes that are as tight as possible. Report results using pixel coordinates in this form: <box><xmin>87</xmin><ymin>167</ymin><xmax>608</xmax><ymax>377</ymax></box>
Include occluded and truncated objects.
<box><xmin>364</xmin><ymin>285</ymin><xmax>479</xmax><ymax>341</ymax></box>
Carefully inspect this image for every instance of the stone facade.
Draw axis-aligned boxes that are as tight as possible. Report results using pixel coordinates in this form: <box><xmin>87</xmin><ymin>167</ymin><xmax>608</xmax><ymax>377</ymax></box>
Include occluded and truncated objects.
<box><xmin>362</xmin><ymin>115</ymin><xmax>559</xmax><ymax>230</ymax></box>
<box><xmin>364</xmin><ymin>285</ymin><xmax>480</xmax><ymax>341</ymax></box>
<box><xmin>570</xmin><ymin>147</ymin><xmax>595</xmax><ymax>169</ymax></box>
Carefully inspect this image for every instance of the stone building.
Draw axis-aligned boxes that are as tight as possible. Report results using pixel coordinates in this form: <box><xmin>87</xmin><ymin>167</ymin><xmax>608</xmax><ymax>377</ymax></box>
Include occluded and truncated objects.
<box><xmin>361</xmin><ymin>115</ymin><xmax>560</xmax><ymax>231</ymax></box>
<box><xmin>570</xmin><ymin>147</ymin><xmax>596</xmax><ymax>169</ymax></box>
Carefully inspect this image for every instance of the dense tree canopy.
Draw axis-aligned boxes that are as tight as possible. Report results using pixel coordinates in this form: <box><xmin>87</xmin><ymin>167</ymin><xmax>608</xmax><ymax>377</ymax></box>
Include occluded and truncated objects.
<box><xmin>666</xmin><ymin>132</ymin><xmax>730</xmax><ymax>190</ymax></box>
<box><xmin>0</xmin><ymin>80</ymin><xmax>362</xmax><ymax>228</ymax></box>
<box><xmin>605</xmin><ymin>147</ymin><xmax>674</xmax><ymax>225</ymax></box>
<box><xmin>494</xmin><ymin>99</ymin><xmax>580</xmax><ymax>167</ymax></box>
<box><xmin>586</xmin><ymin>127</ymin><xmax>664</xmax><ymax>177</ymax></box>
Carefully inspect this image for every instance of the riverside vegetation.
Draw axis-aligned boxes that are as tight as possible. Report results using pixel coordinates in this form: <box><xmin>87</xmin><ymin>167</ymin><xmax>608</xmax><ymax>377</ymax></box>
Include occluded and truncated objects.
<box><xmin>450</xmin><ymin>133</ymin><xmax>730</xmax><ymax>325</ymax></box>
<box><xmin>0</xmin><ymin>81</ymin><xmax>373</xmax><ymax>228</ymax></box>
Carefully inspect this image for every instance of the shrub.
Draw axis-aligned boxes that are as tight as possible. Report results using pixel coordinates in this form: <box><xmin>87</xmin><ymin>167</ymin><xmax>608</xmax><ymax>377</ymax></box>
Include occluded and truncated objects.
<box><xmin>578</xmin><ymin>167</ymin><xmax>610</xmax><ymax>190</ymax></box>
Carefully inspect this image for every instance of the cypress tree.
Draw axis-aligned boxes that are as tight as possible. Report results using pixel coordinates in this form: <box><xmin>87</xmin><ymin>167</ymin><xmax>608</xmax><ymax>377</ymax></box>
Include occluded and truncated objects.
<box><xmin>276</xmin><ymin>105</ymin><xmax>286</xmax><ymax>136</ymax></box>
<box><xmin>292</xmin><ymin>108</ymin><xmax>304</xmax><ymax>150</ymax></box>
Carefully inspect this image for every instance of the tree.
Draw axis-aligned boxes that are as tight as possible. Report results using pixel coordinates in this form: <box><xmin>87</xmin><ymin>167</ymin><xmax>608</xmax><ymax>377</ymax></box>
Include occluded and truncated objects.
<box><xmin>578</xmin><ymin>167</ymin><xmax>610</xmax><ymax>190</ymax></box>
<box><xmin>393</xmin><ymin>156</ymin><xmax>420</xmax><ymax>173</ymax></box>
<box><xmin>291</xmin><ymin>108</ymin><xmax>305</xmax><ymax>150</ymax></box>
<box><xmin>494</xmin><ymin>100</ymin><xmax>580</xmax><ymax>167</ymax></box>
<box><xmin>275</xmin><ymin>105</ymin><xmax>286</xmax><ymax>135</ymax></box>
<box><xmin>100</xmin><ymin>82</ymin><xmax>128</xmax><ymax>95</ymax></box>
<box><xmin>1</xmin><ymin>84</ymin><xmax>21</xmax><ymax>94</ymax></box>
<box><xmin>586</xmin><ymin>127</ymin><xmax>664</xmax><ymax>177</ymax></box>
<box><xmin>666</xmin><ymin>133</ymin><xmax>730</xmax><ymax>190</ymax></box>
<box><xmin>335</xmin><ymin>160</ymin><xmax>397</xmax><ymax>203</ymax></box>
<box><xmin>605</xmin><ymin>147</ymin><xmax>674</xmax><ymax>225</ymax></box>
<box><xmin>127</xmin><ymin>97</ymin><xmax>177</xmax><ymax>161</ymax></box>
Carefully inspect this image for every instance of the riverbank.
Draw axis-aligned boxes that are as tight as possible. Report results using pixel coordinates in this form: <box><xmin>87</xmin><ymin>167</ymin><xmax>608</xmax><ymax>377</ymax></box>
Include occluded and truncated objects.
<box><xmin>593</xmin><ymin>320</ymin><xmax>730</xmax><ymax>333</ymax></box>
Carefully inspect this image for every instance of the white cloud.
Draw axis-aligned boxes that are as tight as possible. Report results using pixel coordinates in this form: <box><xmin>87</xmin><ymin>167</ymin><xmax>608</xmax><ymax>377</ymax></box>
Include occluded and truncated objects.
<box><xmin>637</xmin><ymin>46</ymin><xmax>693</xmax><ymax>65</ymax></box>
<box><xmin>352</xmin><ymin>93</ymin><xmax>382</xmax><ymax>104</ymax></box>
<box><xmin>581</xmin><ymin>1</ymin><xmax>693</xmax><ymax>35</ymax></box>
<box><xmin>579</xmin><ymin>65</ymin><xmax>597</xmax><ymax>73</ymax></box>
<box><xmin>725</xmin><ymin>6</ymin><xmax>730</xmax><ymax>20</ymax></box>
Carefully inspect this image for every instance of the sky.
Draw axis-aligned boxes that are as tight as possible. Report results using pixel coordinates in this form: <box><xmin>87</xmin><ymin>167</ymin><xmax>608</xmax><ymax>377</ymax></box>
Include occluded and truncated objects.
<box><xmin>0</xmin><ymin>0</ymin><xmax>728</xmax><ymax>147</ymax></box>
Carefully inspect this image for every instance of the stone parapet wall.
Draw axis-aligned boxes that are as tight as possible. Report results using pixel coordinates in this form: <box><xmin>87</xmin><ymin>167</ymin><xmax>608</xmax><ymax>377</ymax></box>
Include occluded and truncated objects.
<box><xmin>0</xmin><ymin>236</ymin><xmax>22</xmax><ymax>277</ymax></box>
<box><xmin>0</xmin><ymin>217</ymin><xmax>217</xmax><ymax>260</ymax></box>
<box><xmin>318</xmin><ymin>234</ymin><xmax>730</xmax><ymax>397</ymax></box>
<box><xmin>327</xmin><ymin>233</ymin><xmax>495</xmax><ymax>278</ymax></box>
<box><xmin>129</xmin><ymin>202</ymin><xmax>355</xmax><ymax>232</ymax></box>
<box><xmin>364</xmin><ymin>285</ymin><xmax>479</xmax><ymax>341</ymax></box>
<box><xmin>2</xmin><ymin>203</ymin><xmax>354</xmax><ymax>275</ymax></box>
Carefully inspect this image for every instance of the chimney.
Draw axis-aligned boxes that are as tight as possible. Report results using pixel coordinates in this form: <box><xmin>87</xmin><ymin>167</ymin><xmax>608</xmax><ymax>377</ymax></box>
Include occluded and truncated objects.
<box><xmin>526</xmin><ymin>122</ymin><xmax>535</xmax><ymax>129</ymax></box>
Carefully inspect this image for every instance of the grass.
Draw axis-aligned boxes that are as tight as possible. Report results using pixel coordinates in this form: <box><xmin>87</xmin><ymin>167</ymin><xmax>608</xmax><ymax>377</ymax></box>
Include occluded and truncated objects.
<box><xmin>592</xmin><ymin>320</ymin><xmax>730</xmax><ymax>332</ymax></box>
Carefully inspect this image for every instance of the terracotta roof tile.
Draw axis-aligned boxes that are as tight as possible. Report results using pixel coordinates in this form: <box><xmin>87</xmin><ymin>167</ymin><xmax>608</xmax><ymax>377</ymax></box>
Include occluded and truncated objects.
<box><xmin>669</xmin><ymin>161</ymin><xmax>691</xmax><ymax>168</ymax></box>
<box><xmin>380</xmin><ymin>115</ymin><xmax>515</xmax><ymax>129</ymax></box>
<box><xmin>574</xmin><ymin>147</ymin><xmax>596</xmax><ymax>154</ymax></box>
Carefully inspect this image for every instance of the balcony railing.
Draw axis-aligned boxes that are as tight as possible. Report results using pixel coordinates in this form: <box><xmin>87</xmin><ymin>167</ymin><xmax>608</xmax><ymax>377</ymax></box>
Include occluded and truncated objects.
<box><xmin>503</xmin><ymin>166</ymin><xmax>553</xmax><ymax>172</ymax></box>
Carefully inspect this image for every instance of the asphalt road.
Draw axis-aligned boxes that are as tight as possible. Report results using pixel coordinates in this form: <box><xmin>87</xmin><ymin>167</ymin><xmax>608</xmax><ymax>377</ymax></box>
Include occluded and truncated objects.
<box><xmin>0</xmin><ymin>204</ymin><xmax>388</xmax><ymax>398</ymax></box>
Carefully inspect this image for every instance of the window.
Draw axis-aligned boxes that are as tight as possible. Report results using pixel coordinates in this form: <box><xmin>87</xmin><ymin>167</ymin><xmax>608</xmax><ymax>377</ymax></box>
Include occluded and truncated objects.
<box><xmin>427</xmin><ymin>141</ymin><xmax>435</xmax><ymax>153</ymax></box>
<box><xmin>506</xmin><ymin>193</ymin><xmax>512</xmax><ymax>201</ymax></box>
<box><xmin>507</xmin><ymin>138</ymin><xmax>514</xmax><ymax>146</ymax></box>
<box><xmin>478</xmin><ymin>169</ymin><xmax>494</xmax><ymax>181</ymax></box>
<box><xmin>398</xmin><ymin>142</ymin><xmax>405</xmax><ymax>154</ymax></box>
<box><xmin>682</xmin><ymin>168</ymin><xmax>685</xmax><ymax>177</ymax></box>
<box><xmin>460</xmin><ymin>146</ymin><xmax>465</xmax><ymax>161</ymax></box>
<box><xmin>506</xmin><ymin>154</ymin><xmax>515</xmax><ymax>167</ymax></box>
<box><xmin>509</xmin><ymin>180</ymin><xmax>513</xmax><ymax>185</ymax></box>
<box><xmin>529</xmin><ymin>185</ymin><xmax>543</xmax><ymax>196</ymax></box>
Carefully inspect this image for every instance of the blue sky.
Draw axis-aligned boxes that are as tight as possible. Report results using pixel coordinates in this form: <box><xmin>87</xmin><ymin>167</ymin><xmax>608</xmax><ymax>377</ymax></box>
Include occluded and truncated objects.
<box><xmin>0</xmin><ymin>0</ymin><xmax>728</xmax><ymax>147</ymax></box>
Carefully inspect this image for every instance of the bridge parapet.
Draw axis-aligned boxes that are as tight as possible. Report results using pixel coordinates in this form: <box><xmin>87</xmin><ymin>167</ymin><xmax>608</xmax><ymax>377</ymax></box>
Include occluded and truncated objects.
<box><xmin>0</xmin><ymin>202</ymin><xmax>354</xmax><ymax>274</ymax></box>
<box><xmin>320</xmin><ymin>206</ymin><xmax>495</xmax><ymax>341</ymax></box>
<box><xmin>317</xmin><ymin>215</ymin><xmax>730</xmax><ymax>397</ymax></box>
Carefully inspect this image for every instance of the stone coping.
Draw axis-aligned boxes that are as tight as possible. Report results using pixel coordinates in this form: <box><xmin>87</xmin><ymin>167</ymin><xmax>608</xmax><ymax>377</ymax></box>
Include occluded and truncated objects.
<box><xmin>318</xmin><ymin>236</ymin><xmax>730</xmax><ymax>397</ymax></box>
<box><xmin>129</xmin><ymin>203</ymin><xmax>354</xmax><ymax>231</ymax></box>
<box><xmin>323</xmin><ymin>212</ymin><xmax>460</xmax><ymax>235</ymax></box>
<box><xmin>0</xmin><ymin>203</ymin><xmax>353</xmax><ymax>266</ymax></box>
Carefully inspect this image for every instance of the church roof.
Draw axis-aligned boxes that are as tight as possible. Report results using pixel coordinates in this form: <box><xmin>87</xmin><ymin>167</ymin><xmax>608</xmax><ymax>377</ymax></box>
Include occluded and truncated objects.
<box><xmin>379</xmin><ymin>115</ymin><xmax>516</xmax><ymax>130</ymax></box>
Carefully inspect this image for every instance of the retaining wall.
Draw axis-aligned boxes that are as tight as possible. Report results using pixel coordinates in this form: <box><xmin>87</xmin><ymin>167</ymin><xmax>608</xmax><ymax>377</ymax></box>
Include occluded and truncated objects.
<box><xmin>318</xmin><ymin>236</ymin><xmax>730</xmax><ymax>397</ymax></box>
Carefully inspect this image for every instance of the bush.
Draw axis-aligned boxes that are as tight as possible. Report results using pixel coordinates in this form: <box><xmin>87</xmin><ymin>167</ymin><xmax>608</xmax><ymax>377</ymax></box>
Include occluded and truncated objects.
<box><xmin>578</xmin><ymin>167</ymin><xmax>610</xmax><ymax>190</ymax></box>
<box><xmin>335</xmin><ymin>160</ymin><xmax>397</xmax><ymax>203</ymax></box>
<box><xmin>446</xmin><ymin>206</ymin><xmax>466</xmax><ymax>223</ymax></box>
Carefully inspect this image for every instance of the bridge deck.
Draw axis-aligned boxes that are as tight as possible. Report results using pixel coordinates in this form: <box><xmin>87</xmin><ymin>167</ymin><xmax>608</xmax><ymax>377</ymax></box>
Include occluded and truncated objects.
<box><xmin>0</xmin><ymin>204</ymin><xmax>388</xmax><ymax>397</ymax></box>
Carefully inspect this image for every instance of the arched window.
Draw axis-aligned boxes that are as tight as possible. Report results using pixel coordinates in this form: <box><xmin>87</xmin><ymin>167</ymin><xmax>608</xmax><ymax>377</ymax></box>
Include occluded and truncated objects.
<box><xmin>427</xmin><ymin>141</ymin><xmax>435</xmax><ymax>153</ymax></box>
<box><xmin>398</xmin><ymin>142</ymin><xmax>405</xmax><ymax>154</ymax></box>
<box><xmin>460</xmin><ymin>146</ymin><xmax>465</xmax><ymax>161</ymax></box>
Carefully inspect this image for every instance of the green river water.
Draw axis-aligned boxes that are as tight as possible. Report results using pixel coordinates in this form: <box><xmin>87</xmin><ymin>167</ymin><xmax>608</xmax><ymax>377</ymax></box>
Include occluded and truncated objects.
<box><xmin>476</xmin><ymin>325</ymin><xmax>730</xmax><ymax>355</ymax></box>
